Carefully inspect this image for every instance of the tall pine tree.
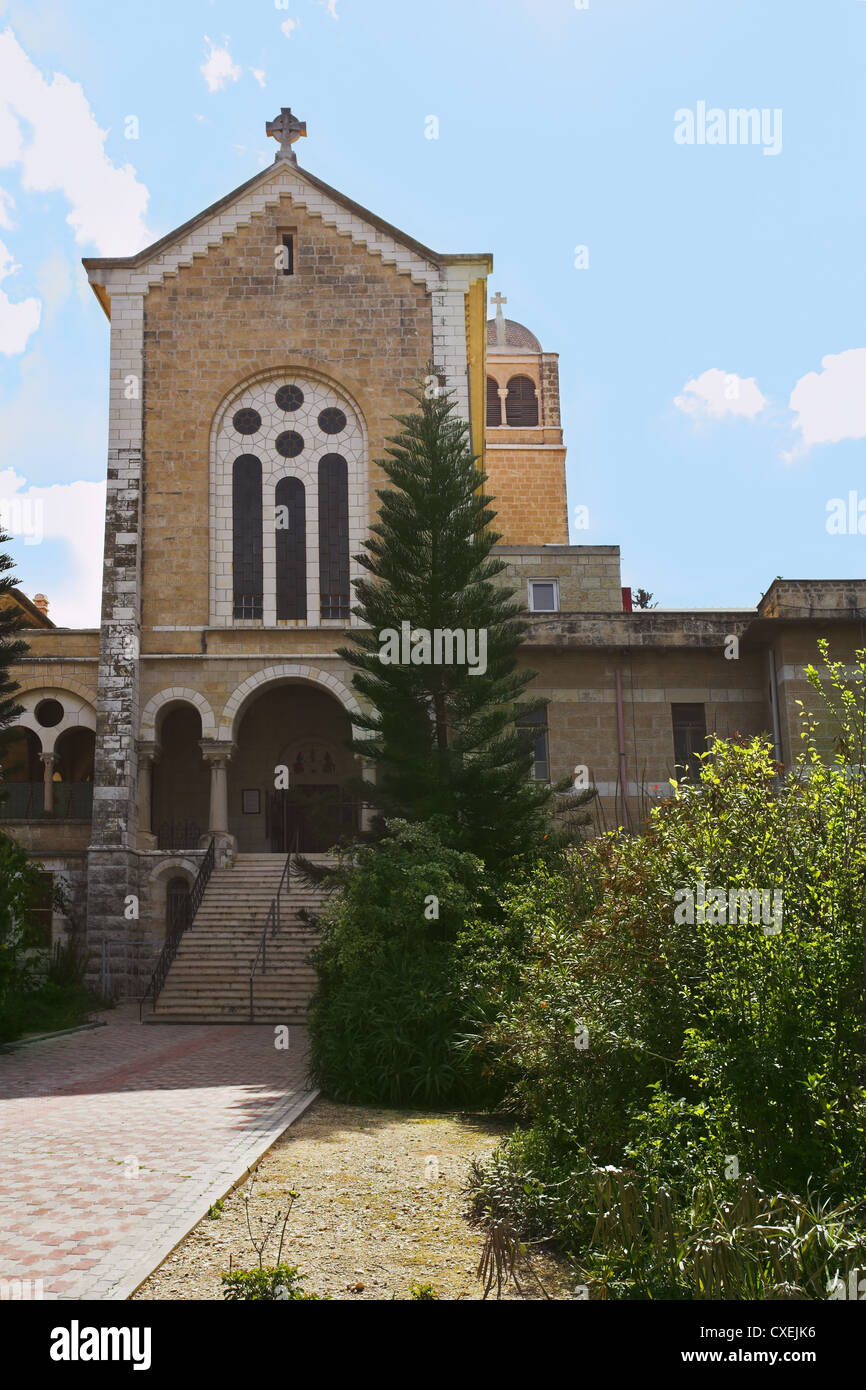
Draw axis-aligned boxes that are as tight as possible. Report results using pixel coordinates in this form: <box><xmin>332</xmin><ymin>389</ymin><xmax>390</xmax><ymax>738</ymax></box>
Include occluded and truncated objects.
<box><xmin>0</xmin><ymin>532</ymin><xmax>26</xmax><ymax>749</ymax></box>
<box><xmin>338</xmin><ymin>380</ymin><xmax>551</xmax><ymax>869</ymax></box>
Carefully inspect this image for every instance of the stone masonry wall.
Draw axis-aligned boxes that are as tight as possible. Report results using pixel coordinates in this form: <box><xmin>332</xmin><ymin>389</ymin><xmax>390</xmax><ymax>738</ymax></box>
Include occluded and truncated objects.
<box><xmin>139</xmin><ymin>192</ymin><xmax>434</xmax><ymax>638</ymax></box>
<box><xmin>497</xmin><ymin>546</ymin><xmax>622</xmax><ymax>612</ymax></box>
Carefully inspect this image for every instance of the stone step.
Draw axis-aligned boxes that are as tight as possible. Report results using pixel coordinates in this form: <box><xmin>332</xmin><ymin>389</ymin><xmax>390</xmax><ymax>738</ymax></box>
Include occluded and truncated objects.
<box><xmin>156</xmin><ymin>990</ymin><xmax>313</xmax><ymax>1002</ymax></box>
<box><xmin>144</xmin><ymin>1014</ymin><xmax>309</xmax><ymax>1025</ymax></box>
<box><xmin>150</xmin><ymin>854</ymin><xmax>329</xmax><ymax>1022</ymax></box>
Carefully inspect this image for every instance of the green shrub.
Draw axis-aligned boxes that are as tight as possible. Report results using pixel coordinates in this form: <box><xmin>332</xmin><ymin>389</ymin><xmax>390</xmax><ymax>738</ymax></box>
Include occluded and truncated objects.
<box><xmin>220</xmin><ymin>1265</ymin><xmax>320</xmax><ymax>1300</ymax></box>
<box><xmin>578</xmin><ymin>1168</ymin><xmax>866</xmax><ymax>1301</ymax></box>
<box><xmin>467</xmin><ymin>642</ymin><xmax>866</xmax><ymax>1295</ymax></box>
<box><xmin>308</xmin><ymin>819</ymin><xmax>499</xmax><ymax>1105</ymax></box>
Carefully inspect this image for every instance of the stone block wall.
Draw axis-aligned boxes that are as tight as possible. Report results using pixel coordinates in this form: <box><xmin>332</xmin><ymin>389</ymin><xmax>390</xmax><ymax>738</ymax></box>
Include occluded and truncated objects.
<box><xmin>497</xmin><ymin>545</ymin><xmax>623</xmax><ymax>612</ymax></box>
<box><xmin>139</xmin><ymin>192</ymin><xmax>434</xmax><ymax>638</ymax></box>
<box><xmin>522</xmin><ymin>643</ymin><xmax>770</xmax><ymax>830</ymax></box>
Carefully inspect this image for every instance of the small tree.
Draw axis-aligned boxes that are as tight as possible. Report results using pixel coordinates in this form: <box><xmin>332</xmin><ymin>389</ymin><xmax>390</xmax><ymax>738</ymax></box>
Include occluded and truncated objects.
<box><xmin>338</xmin><ymin>381</ymin><xmax>551</xmax><ymax>870</ymax></box>
<box><xmin>632</xmin><ymin>588</ymin><xmax>658</xmax><ymax>610</ymax></box>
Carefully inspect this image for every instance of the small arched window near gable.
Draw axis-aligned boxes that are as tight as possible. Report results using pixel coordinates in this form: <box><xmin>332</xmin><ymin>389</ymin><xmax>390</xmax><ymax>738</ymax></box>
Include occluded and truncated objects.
<box><xmin>276</xmin><ymin>476</ymin><xmax>307</xmax><ymax>621</ymax></box>
<box><xmin>318</xmin><ymin>454</ymin><xmax>349</xmax><ymax>620</ymax></box>
<box><xmin>505</xmin><ymin>375</ymin><xmax>539</xmax><ymax>427</ymax></box>
<box><xmin>486</xmin><ymin>376</ymin><xmax>501</xmax><ymax>426</ymax></box>
<box><xmin>232</xmin><ymin>455</ymin><xmax>263</xmax><ymax>619</ymax></box>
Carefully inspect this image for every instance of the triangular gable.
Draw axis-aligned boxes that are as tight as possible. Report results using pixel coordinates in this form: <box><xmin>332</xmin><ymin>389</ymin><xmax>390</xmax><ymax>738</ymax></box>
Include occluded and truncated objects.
<box><xmin>83</xmin><ymin>157</ymin><xmax>491</xmax><ymax>314</ymax></box>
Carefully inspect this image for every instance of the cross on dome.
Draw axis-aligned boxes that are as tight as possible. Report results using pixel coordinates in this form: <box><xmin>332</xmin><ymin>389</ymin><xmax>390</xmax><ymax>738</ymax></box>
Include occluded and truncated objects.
<box><xmin>491</xmin><ymin>290</ymin><xmax>508</xmax><ymax>344</ymax></box>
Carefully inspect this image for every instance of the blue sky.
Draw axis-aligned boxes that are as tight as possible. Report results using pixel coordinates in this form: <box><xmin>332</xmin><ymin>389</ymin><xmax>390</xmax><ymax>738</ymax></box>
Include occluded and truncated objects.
<box><xmin>0</xmin><ymin>0</ymin><xmax>864</xmax><ymax>623</ymax></box>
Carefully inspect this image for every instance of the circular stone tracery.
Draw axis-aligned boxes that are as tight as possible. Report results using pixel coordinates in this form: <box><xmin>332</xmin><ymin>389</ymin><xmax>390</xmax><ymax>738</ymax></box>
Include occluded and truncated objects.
<box><xmin>232</xmin><ymin>408</ymin><xmax>262</xmax><ymax>435</ymax></box>
<box><xmin>275</xmin><ymin>384</ymin><xmax>304</xmax><ymax>412</ymax></box>
<box><xmin>275</xmin><ymin>430</ymin><xmax>305</xmax><ymax>458</ymax></box>
<box><xmin>318</xmin><ymin>407</ymin><xmax>347</xmax><ymax>435</ymax></box>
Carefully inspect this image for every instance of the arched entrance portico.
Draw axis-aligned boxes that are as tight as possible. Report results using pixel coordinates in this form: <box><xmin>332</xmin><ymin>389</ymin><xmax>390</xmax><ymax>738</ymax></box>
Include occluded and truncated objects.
<box><xmin>226</xmin><ymin>679</ymin><xmax>360</xmax><ymax>852</ymax></box>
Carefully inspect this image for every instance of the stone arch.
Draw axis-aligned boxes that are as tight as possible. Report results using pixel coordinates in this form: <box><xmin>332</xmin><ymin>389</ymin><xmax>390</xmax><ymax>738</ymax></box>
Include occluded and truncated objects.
<box><xmin>15</xmin><ymin>675</ymin><xmax>95</xmax><ymax>708</ymax></box>
<box><xmin>144</xmin><ymin>857</ymin><xmax>199</xmax><ymax>945</ymax></box>
<box><xmin>147</xmin><ymin>855</ymin><xmax>199</xmax><ymax>886</ymax></box>
<box><xmin>11</xmin><ymin>685</ymin><xmax>97</xmax><ymax>756</ymax></box>
<box><xmin>140</xmin><ymin>688</ymin><xmax>217</xmax><ymax>742</ymax></box>
<box><xmin>505</xmin><ymin>374</ymin><xmax>540</xmax><ymax>426</ymax></box>
<box><xmin>219</xmin><ymin>663</ymin><xmax>363</xmax><ymax>742</ymax></box>
<box><xmin>210</xmin><ymin>364</ymin><xmax>369</xmax><ymax>455</ymax></box>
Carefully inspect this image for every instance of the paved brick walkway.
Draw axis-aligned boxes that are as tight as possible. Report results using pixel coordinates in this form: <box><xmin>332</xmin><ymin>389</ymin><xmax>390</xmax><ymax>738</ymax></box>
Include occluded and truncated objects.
<box><xmin>0</xmin><ymin>1006</ymin><xmax>315</xmax><ymax>1300</ymax></box>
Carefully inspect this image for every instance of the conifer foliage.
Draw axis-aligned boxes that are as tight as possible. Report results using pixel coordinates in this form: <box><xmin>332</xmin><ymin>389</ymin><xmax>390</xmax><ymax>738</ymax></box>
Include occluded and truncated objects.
<box><xmin>338</xmin><ymin>381</ymin><xmax>550</xmax><ymax>868</ymax></box>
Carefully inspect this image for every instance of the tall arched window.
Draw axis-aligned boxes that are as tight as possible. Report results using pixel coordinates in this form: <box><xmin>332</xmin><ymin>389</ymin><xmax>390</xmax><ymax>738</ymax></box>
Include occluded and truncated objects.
<box><xmin>232</xmin><ymin>455</ymin><xmax>263</xmax><ymax>619</ymax></box>
<box><xmin>214</xmin><ymin>376</ymin><xmax>365</xmax><ymax>628</ymax></box>
<box><xmin>318</xmin><ymin>454</ymin><xmax>349</xmax><ymax>620</ymax></box>
<box><xmin>275</xmin><ymin>476</ymin><xmax>307</xmax><ymax>621</ymax></box>
<box><xmin>505</xmin><ymin>375</ymin><xmax>539</xmax><ymax>426</ymax></box>
<box><xmin>486</xmin><ymin>376</ymin><xmax>501</xmax><ymax>426</ymax></box>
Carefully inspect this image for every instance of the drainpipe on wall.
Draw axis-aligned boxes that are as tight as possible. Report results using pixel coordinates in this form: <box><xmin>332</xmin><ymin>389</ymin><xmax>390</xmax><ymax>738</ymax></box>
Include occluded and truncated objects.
<box><xmin>768</xmin><ymin>646</ymin><xmax>783</xmax><ymax>768</ymax></box>
<box><xmin>615</xmin><ymin>668</ymin><xmax>632</xmax><ymax>831</ymax></box>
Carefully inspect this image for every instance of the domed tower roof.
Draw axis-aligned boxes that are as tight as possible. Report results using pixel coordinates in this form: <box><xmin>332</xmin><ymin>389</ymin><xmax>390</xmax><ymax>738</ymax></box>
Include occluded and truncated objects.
<box><xmin>486</xmin><ymin>317</ymin><xmax>542</xmax><ymax>353</ymax></box>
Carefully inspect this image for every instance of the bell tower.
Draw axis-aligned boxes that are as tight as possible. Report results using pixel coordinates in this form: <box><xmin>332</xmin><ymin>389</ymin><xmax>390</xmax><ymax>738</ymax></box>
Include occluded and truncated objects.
<box><xmin>484</xmin><ymin>292</ymin><xmax>569</xmax><ymax>545</ymax></box>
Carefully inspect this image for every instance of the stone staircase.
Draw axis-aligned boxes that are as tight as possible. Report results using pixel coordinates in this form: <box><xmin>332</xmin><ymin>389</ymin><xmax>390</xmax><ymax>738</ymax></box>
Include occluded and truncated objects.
<box><xmin>144</xmin><ymin>853</ymin><xmax>332</xmax><ymax>1025</ymax></box>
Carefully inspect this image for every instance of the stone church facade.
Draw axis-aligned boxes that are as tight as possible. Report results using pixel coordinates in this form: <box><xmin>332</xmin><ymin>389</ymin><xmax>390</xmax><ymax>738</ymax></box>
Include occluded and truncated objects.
<box><xmin>2</xmin><ymin>110</ymin><xmax>865</xmax><ymax>993</ymax></box>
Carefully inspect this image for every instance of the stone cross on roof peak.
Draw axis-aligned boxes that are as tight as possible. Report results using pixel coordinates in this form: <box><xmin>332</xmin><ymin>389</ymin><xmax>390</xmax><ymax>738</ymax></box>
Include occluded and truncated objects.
<box><xmin>491</xmin><ymin>290</ymin><xmax>508</xmax><ymax>345</ymax></box>
<box><xmin>266</xmin><ymin>107</ymin><xmax>307</xmax><ymax>164</ymax></box>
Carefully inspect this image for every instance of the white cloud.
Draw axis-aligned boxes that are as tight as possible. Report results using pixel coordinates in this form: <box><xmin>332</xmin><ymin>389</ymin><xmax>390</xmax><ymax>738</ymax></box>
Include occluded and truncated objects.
<box><xmin>250</xmin><ymin>67</ymin><xmax>266</xmax><ymax>88</ymax></box>
<box><xmin>0</xmin><ymin>186</ymin><xmax>14</xmax><ymax>227</ymax></box>
<box><xmin>319</xmin><ymin>0</ymin><xmax>338</xmax><ymax>17</ymax></box>
<box><xmin>35</xmin><ymin>249</ymin><xmax>72</xmax><ymax>316</ymax></box>
<box><xmin>0</xmin><ymin>467</ymin><xmax>105</xmax><ymax>626</ymax></box>
<box><xmin>0</xmin><ymin>237</ymin><xmax>40</xmax><ymax>354</ymax></box>
<box><xmin>281</xmin><ymin>18</ymin><xmax>299</xmax><ymax>38</ymax></box>
<box><xmin>788</xmin><ymin>348</ymin><xmax>866</xmax><ymax>450</ymax></box>
<box><xmin>201</xmin><ymin>36</ymin><xmax>242</xmax><ymax>92</ymax></box>
<box><xmin>0</xmin><ymin>27</ymin><xmax>151</xmax><ymax>255</ymax></box>
<box><xmin>674</xmin><ymin>367</ymin><xmax>766</xmax><ymax>421</ymax></box>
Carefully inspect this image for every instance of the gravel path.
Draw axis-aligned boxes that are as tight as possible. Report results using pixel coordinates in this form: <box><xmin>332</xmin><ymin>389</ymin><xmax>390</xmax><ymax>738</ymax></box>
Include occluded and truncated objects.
<box><xmin>132</xmin><ymin>1098</ymin><xmax>574</xmax><ymax>1301</ymax></box>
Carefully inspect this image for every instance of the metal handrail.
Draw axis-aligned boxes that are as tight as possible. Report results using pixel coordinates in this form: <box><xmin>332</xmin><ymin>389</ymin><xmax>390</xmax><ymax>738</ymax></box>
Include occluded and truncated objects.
<box><xmin>249</xmin><ymin>825</ymin><xmax>299</xmax><ymax>1022</ymax></box>
<box><xmin>139</xmin><ymin>837</ymin><xmax>215</xmax><ymax>1020</ymax></box>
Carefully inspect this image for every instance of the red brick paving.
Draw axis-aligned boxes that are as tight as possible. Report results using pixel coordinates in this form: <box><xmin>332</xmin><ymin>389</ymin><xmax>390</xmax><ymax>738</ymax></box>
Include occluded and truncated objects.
<box><xmin>0</xmin><ymin>1006</ymin><xmax>314</xmax><ymax>1300</ymax></box>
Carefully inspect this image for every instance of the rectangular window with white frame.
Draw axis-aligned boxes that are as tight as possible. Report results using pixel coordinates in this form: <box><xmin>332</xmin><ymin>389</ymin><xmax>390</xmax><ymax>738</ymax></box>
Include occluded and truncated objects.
<box><xmin>528</xmin><ymin>579</ymin><xmax>559</xmax><ymax>613</ymax></box>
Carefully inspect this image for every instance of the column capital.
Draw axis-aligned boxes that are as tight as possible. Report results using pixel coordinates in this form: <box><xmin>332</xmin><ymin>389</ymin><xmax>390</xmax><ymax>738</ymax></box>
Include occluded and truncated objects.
<box><xmin>137</xmin><ymin>740</ymin><xmax>161</xmax><ymax>765</ymax></box>
<box><xmin>199</xmin><ymin>740</ymin><xmax>236</xmax><ymax>767</ymax></box>
<box><xmin>39</xmin><ymin>751</ymin><xmax>56</xmax><ymax>768</ymax></box>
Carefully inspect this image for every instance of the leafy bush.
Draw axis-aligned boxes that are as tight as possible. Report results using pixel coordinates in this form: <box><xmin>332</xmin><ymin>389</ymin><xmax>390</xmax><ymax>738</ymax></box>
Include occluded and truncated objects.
<box><xmin>467</xmin><ymin>642</ymin><xmax>866</xmax><ymax>1296</ymax></box>
<box><xmin>0</xmin><ymin>835</ymin><xmax>102</xmax><ymax>1043</ymax></box>
<box><xmin>579</xmin><ymin>1169</ymin><xmax>866</xmax><ymax>1301</ymax></box>
<box><xmin>0</xmin><ymin>830</ymin><xmax>44</xmax><ymax>999</ymax></box>
<box><xmin>220</xmin><ymin>1265</ymin><xmax>319</xmax><ymax>1301</ymax></box>
<box><xmin>307</xmin><ymin>819</ymin><xmax>500</xmax><ymax>1105</ymax></box>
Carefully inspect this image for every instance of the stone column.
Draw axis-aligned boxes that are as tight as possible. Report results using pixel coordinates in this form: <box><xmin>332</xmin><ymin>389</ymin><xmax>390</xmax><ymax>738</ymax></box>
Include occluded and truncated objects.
<box><xmin>200</xmin><ymin>743</ymin><xmax>236</xmax><ymax>857</ymax></box>
<box><xmin>40</xmin><ymin>752</ymin><xmax>55</xmax><ymax>814</ymax></box>
<box><xmin>85</xmin><ymin>287</ymin><xmax>145</xmax><ymax>998</ymax></box>
<box><xmin>498</xmin><ymin>387</ymin><xmax>508</xmax><ymax>424</ymax></box>
<box><xmin>136</xmin><ymin>742</ymin><xmax>160</xmax><ymax>849</ymax></box>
